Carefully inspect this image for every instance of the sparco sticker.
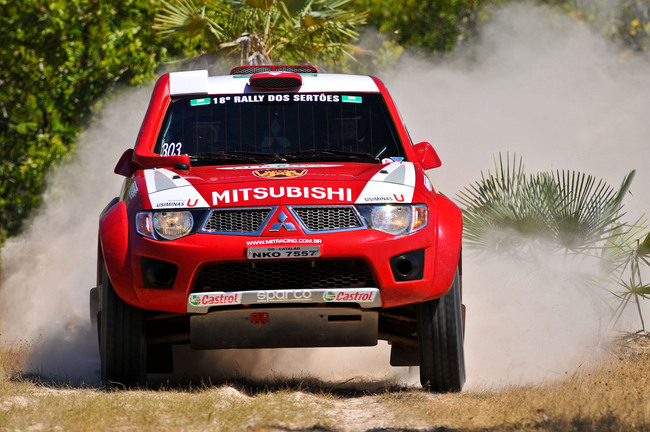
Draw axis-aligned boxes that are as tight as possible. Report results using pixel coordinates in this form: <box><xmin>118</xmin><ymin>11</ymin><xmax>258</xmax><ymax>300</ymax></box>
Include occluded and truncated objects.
<box><xmin>256</xmin><ymin>290</ymin><xmax>313</xmax><ymax>303</ymax></box>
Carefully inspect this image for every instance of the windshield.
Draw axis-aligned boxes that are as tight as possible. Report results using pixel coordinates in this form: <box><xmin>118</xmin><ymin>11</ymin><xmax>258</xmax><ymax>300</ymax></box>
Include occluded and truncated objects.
<box><xmin>154</xmin><ymin>93</ymin><xmax>405</xmax><ymax>164</ymax></box>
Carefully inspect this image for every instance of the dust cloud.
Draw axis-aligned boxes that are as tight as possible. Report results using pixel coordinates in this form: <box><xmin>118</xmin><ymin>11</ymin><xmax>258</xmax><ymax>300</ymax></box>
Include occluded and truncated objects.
<box><xmin>1</xmin><ymin>3</ymin><xmax>648</xmax><ymax>388</ymax></box>
<box><xmin>388</xmin><ymin>3</ymin><xmax>650</xmax><ymax>388</ymax></box>
<box><xmin>0</xmin><ymin>88</ymin><xmax>150</xmax><ymax>384</ymax></box>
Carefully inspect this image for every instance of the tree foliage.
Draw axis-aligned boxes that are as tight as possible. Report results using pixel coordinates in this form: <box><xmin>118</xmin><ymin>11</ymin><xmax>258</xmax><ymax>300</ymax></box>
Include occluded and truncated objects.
<box><xmin>154</xmin><ymin>0</ymin><xmax>368</xmax><ymax>70</ymax></box>
<box><xmin>0</xmin><ymin>0</ymin><xmax>174</xmax><ymax>243</ymax></box>
<box><xmin>357</xmin><ymin>0</ymin><xmax>488</xmax><ymax>55</ymax></box>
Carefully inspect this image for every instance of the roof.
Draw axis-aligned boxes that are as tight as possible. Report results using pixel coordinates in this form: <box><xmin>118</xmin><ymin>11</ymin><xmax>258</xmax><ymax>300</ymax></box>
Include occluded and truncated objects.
<box><xmin>168</xmin><ymin>70</ymin><xmax>380</xmax><ymax>96</ymax></box>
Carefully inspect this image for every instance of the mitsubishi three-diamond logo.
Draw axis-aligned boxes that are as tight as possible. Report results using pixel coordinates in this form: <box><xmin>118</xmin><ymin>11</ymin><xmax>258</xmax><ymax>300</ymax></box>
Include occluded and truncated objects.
<box><xmin>269</xmin><ymin>211</ymin><xmax>297</xmax><ymax>232</ymax></box>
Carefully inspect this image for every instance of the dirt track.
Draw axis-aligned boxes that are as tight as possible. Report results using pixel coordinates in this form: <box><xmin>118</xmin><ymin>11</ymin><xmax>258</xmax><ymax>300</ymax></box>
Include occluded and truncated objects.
<box><xmin>1</xmin><ymin>335</ymin><xmax>649</xmax><ymax>431</ymax></box>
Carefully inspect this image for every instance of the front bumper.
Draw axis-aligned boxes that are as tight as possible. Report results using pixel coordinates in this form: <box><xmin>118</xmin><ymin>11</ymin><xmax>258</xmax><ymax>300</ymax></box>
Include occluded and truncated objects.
<box><xmin>144</xmin><ymin>231</ymin><xmax>437</xmax><ymax>311</ymax></box>
<box><xmin>100</xmin><ymin>198</ymin><xmax>462</xmax><ymax>314</ymax></box>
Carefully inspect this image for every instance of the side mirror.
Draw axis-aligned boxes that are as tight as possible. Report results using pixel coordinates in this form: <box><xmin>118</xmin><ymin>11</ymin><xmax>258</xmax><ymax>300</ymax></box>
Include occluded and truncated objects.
<box><xmin>113</xmin><ymin>148</ymin><xmax>191</xmax><ymax>177</ymax></box>
<box><xmin>412</xmin><ymin>141</ymin><xmax>442</xmax><ymax>170</ymax></box>
<box><xmin>114</xmin><ymin>149</ymin><xmax>136</xmax><ymax>177</ymax></box>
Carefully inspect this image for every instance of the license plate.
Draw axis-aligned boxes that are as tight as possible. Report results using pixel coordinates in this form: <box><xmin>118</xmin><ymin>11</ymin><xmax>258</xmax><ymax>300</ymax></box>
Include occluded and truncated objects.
<box><xmin>247</xmin><ymin>245</ymin><xmax>321</xmax><ymax>259</ymax></box>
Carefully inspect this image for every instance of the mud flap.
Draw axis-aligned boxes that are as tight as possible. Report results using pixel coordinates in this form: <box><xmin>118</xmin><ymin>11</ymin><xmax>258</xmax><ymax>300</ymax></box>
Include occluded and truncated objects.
<box><xmin>390</xmin><ymin>340</ymin><xmax>419</xmax><ymax>366</ymax></box>
<box><xmin>89</xmin><ymin>287</ymin><xmax>99</xmax><ymax>336</ymax></box>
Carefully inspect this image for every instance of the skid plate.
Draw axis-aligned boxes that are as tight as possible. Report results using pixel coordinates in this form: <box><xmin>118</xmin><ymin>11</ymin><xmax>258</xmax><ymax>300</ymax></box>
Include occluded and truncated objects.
<box><xmin>190</xmin><ymin>307</ymin><xmax>378</xmax><ymax>349</ymax></box>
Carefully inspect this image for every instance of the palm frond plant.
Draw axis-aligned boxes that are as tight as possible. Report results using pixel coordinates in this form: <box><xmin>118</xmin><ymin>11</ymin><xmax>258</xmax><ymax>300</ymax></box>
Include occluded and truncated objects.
<box><xmin>549</xmin><ymin>169</ymin><xmax>635</xmax><ymax>251</ymax></box>
<box><xmin>154</xmin><ymin>0</ymin><xmax>228</xmax><ymax>47</ymax></box>
<box><xmin>608</xmin><ymin>229</ymin><xmax>650</xmax><ymax>330</ymax></box>
<box><xmin>154</xmin><ymin>0</ymin><xmax>368</xmax><ymax>68</ymax></box>
<box><xmin>457</xmin><ymin>153</ymin><xmax>649</xmax><ymax>329</ymax></box>
<box><xmin>457</xmin><ymin>156</ymin><xmax>558</xmax><ymax>253</ymax></box>
<box><xmin>457</xmin><ymin>153</ymin><xmax>635</xmax><ymax>254</ymax></box>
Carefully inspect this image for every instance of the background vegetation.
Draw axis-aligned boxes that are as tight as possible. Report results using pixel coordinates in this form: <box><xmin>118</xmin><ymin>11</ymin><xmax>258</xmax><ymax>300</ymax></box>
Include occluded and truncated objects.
<box><xmin>1</xmin><ymin>0</ymin><xmax>649</xmax><ymax>246</ymax></box>
<box><xmin>1</xmin><ymin>3</ymin><xmax>650</xmax><ymax>428</ymax></box>
<box><xmin>0</xmin><ymin>0</ymin><xmax>173</xmax><ymax>243</ymax></box>
<box><xmin>457</xmin><ymin>154</ymin><xmax>650</xmax><ymax>329</ymax></box>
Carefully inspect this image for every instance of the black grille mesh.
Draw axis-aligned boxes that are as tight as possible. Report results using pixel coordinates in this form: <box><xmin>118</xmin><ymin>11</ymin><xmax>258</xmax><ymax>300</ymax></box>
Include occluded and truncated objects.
<box><xmin>192</xmin><ymin>259</ymin><xmax>375</xmax><ymax>292</ymax></box>
<box><xmin>275</xmin><ymin>65</ymin><xmax>318</xmax><ymax>73</ymax></box>
<box><xmin>250</xmin><ymin>76</ymin><xmax>301</xmax><ymax>89</ymax></box>
<box><xmin>231</xmin><ymin>65</ymin><xmax>317</xmax><ymax>75</ymax></box>
<box><xmin>231</xmin><ymin>66</ymin><xmax>273</xmax><ymax>75</ymax></box>
<box><xmin>202</xmin><ymin>207</ymin><xmax>362</xmax><ymax>233</ymax></box>
<box><xmin>293</xmin><ymin>207</ymin><xmax>362</xmax><ymax>231</ymax></box>
<box><xmin>203</xmin><ymin>208</ymin><xmax>272</xmax><ymax>233</ymax></box>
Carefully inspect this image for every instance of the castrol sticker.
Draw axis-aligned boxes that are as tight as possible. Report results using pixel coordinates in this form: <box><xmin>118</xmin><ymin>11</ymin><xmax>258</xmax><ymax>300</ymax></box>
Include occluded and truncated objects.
<box><xmin>189</xmin><ymin>292</ymin><xmax>242</xmax><ymax>307</ymax></box>
<box><xmin>323</xmin><ymin>289</ymin><xmax>377</xmax><ymax>303</ymax></box>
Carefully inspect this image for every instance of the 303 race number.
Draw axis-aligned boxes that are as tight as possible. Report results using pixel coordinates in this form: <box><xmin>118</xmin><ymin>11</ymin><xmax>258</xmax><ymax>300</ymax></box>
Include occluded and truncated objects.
<box><xmin>161</xmin><ymin>142</ymin><xmax>183</xmax><ymax>156</ymax></box>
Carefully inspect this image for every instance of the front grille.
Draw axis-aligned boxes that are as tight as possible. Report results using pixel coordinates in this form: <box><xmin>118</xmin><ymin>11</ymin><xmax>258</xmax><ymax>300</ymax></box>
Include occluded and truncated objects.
<box><xmin>192</xmin><ymin>259</ymin><xmax>376</xmax><ymax>292</ymax></box>
<box><xmin>203</xmin><ymin>208</ymin><xmax>272</xmax><ymax>233</ymax></box>
<box><xmin>292</xmin><ymin>206</ymin><xmax>363</xmax><ymax>231</ymax></box>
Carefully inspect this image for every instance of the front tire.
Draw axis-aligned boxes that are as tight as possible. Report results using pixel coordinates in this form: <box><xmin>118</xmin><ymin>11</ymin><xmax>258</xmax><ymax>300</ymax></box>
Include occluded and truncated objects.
<box><xmin>416</xmin><ymin>267</ymin><xmax>465</xmax><ymax>392</ymax></box>
<box><xmin>99</xmin><ymin>265</ymin><xmax>147</xmax><ymax>387</ymax></box>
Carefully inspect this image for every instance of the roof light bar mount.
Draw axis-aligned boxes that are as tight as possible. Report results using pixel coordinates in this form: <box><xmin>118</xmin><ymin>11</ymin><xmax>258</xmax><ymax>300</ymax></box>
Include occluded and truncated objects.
<box><xmin>230</xmin><ymin>64</ymin><xmax>318</xmax><ymax>75</ymax></box>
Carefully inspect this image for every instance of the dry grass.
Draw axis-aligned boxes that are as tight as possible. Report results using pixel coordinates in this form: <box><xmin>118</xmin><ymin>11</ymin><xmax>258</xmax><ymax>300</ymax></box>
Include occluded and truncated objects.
<box><xmin>1</xmin><ymin>335</ymin><xmax>649</xmax><ymax>431</ymax></box>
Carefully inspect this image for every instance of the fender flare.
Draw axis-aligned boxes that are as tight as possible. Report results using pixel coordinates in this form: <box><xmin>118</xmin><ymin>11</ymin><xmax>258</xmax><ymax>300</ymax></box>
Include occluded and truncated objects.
<box><xmin>428</xmin><ymin>194</ymin><xmax>463</xmax><ymax>299</ymax></box>
<box><xmin>98</xmin><ymin>200</ymin><xmax>138</xmax><ymax>305</ymax></box>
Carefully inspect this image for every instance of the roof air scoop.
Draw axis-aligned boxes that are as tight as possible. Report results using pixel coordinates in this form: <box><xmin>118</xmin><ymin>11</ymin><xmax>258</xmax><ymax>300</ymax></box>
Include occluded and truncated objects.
<box><xmin>248</xmin><ymin>71</ymin><xmax>303</xmax><ymax>90</ymax></box>
<box><xmin>230</xmin><ymin>65</ymin><xmax>318</xmax><ymax>75</ymax></box>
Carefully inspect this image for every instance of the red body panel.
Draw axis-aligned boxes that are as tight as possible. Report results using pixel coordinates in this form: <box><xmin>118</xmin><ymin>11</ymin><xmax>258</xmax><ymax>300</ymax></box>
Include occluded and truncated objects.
<box><xmin>98</xmin><ymin>68</ymin><xmax>462</xmax><ymax>316</ymax></box>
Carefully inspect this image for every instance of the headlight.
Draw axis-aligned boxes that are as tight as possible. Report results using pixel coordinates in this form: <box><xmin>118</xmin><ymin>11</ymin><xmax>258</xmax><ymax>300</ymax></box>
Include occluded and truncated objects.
<box><xmin>136</xmin><ymin>211</ymin><xmax>194</xmax><ymax>240</ymax></box>
<box><xmin>153</xmin><ymin>211</ymin><xmax>194</xmax><ymax>240</ymax></box>
<box><xmin>371</xmin><ymin>206</ymin><xmax>411</xmax><ymax>235</ymax></box>
<box><xmin>358</xmin><ymin>205</ymin><xmax>428</xmax><ymax>235</ymax></box>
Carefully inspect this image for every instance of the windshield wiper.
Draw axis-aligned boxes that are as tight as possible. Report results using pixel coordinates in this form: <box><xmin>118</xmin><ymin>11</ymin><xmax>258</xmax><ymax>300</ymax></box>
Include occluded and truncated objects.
<box><xmin>281</xmin><ymin>150</ymin><xmax>379</xmax><ymax>163</ymax></box>
<box><xmin>189</xmin><ymin>151</ymin><xmax>287</xmax><ymax>165</ymax></box>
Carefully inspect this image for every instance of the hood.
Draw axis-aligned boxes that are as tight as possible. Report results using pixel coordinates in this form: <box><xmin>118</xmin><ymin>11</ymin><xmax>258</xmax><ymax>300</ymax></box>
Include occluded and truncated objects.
<box><xmin>139</xmin><ymin>162</ymin><xmax>420</xmax><ymax>209</ymax></box>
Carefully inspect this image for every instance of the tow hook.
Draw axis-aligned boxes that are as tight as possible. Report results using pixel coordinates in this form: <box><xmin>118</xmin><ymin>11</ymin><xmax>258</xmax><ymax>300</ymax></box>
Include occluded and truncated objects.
<box><xmin>251</xmin><ymin>312</ymin><xmax>269</xmax><ymax>327</ymax></box>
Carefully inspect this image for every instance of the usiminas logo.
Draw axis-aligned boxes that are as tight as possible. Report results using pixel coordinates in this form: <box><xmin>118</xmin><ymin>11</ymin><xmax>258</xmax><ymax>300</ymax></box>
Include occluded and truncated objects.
<box><xmin>324</xmin><ymin>290</ymin><xmax>375</xmax><ymax>302</ymax></box>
